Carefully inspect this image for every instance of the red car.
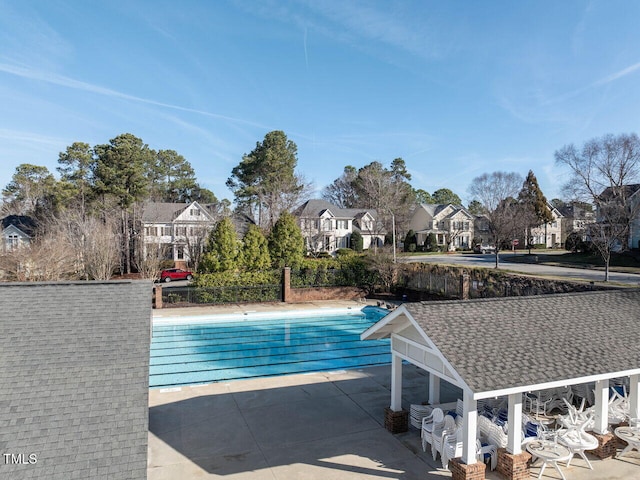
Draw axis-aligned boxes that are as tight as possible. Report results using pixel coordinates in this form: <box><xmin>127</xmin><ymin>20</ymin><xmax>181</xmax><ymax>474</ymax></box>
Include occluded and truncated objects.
<box><xmin>160</xmin><ymin>268</ymin><xmax>193</xmax><ymax>282</ymax></box>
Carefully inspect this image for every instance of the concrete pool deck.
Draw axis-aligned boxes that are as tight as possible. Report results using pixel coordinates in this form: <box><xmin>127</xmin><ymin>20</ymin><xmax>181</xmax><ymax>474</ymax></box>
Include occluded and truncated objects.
<box><xmin>149</xmin><ymin>302</ymin><xmax>640</xmax><ymax>479</ymax></box>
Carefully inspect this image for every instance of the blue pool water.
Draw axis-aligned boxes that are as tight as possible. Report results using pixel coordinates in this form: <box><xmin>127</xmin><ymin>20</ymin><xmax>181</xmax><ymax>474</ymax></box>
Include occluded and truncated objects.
<box><xmin>150</xmin><ymin>306</ymin><xmax>390</xmax><ymax>388</ymax></box>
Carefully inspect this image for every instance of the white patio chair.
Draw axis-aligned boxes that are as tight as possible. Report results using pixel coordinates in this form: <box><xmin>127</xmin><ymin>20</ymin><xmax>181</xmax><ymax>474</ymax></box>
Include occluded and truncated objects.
<box><xmin>432</xmin><ymin>414</ymin><xmax>456</xmax><ymax>460</ymax></box>
<box><xmin>441</xmin><ymin>429</ymin><xmax>498</xmax><ymax>471</ymax></box>
<box><xmin>421</xmin><ymin>408</ymin><xmax>444</xmax><ymax>452</ymax></box>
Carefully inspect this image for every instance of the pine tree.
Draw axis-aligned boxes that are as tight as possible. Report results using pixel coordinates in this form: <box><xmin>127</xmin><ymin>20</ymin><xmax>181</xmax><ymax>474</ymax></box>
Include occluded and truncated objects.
<box><xmin>241</xmin><ymin>224</ymin><xmax>271</xmax><ymax>271</ymax></box>
<box><xmin>268</xmin><ymin>212</ymin><xmax>305</xmax><ymax>268</ymax></box>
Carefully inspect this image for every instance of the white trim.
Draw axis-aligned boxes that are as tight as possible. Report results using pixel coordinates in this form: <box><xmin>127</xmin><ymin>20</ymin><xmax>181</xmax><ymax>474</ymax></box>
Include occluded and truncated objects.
<box><xmin>594</xmin><ymin>379</ymin><xmax>609</xmax><ymax>434</ymax></box>
<box><xmin>507</xmin><ymin>393</ymin><xmax>522</xmax><ymax>454</ymax></box>
<box><xmin>462</xmin><ymin>391</ymin><xmax>477</xmax><ymax>464</ymax></box>
<box><xmin>473</xmin><ymin>368</ymin><xmax>640</xmax><ymax>400</ymax></box>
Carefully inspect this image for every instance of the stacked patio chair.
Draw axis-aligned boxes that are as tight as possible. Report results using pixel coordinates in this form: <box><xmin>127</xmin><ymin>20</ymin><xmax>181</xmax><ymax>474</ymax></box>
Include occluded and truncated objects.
<box><xmin>441</xmin><ymin>429</ymin><xmax>498</xmax><ymax>471</ymax></box>
<box><xmin>421</xmin><ymin>408</ymin><xmax>444</xmax><ymax>453</ymax></box>
<box><xmin>571</xmin><ymin>382</ymin><xmax>595</xmax><ymax>407</ymax></box>
<box><xmin>432</xmin><ymin>414</ymin><xmax>457</xmax><ymax>461</ymax></box>
<box><xmin>410</xmin><ymin>404</ymin><xmax>433</xmax><ymax>430</ymax></box>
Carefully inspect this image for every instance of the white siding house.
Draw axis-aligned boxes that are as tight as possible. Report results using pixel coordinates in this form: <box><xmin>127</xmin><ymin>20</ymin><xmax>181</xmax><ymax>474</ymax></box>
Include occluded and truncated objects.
<box><xmin>293</xmin><ymin>199</ymin><xmax>385</xmax><ymax>254</ymax></box>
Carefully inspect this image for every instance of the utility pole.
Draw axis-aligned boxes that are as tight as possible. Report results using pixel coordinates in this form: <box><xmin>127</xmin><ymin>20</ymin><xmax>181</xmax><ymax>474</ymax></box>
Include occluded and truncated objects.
<box><xmin>392</xmin><ymin>212</ymin><xmax>396</xmax><ymax>263</ymax></box>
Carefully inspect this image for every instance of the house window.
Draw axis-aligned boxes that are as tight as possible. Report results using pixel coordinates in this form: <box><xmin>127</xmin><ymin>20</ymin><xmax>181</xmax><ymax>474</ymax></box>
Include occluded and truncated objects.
<box><xmin>163</xmin><ymin>226</ymin><xmax>172</xmax><ymax>236</ymax></box>
<box><xmin>323</xmin><ymin>219</ymin><xmax>332</xmax><ymax>230</ymax></box>
<box><xmin>464</xmin><ymin>222</ymin><xmax>469</xmax><ymax>231</ymax></box>
<box><xmin>191</xmin><ymin>209</ymin><xmax>200</xmax><ymax>216</ymax></box>
<box><xmin>176</xmin><ymin>227</ymin><xmax>186</xmax><ymax>236</ymax></box>
<box><xmin>336</xmin><ymin>220</ymin><xmax>348</xmax><ymax>229</ymax></box>
<box><xmin>7</xmin><ymin>234</ymin><xmax>19</xmax><ymax>251</ymax></box>
<box><xmin>144</xmin><ymin>227</ymin><xmax>153</xmax><ymax>236</ymax></box>
<box><xmin>337</xmin><ymin>236</ymin><xmax>348</xmax><ymax>248</ymax></box>
<box><xmin>176</xmin><ymin>247</ymin><xmax>184</xmax><ymax>260</ymax></box>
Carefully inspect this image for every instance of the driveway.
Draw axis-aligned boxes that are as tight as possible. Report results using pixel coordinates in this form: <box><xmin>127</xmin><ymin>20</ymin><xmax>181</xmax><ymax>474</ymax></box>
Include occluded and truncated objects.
<box><xmin>402</xmin><ymin>253</ymin><xmax>640</xmax><ymax>286</ymax></box>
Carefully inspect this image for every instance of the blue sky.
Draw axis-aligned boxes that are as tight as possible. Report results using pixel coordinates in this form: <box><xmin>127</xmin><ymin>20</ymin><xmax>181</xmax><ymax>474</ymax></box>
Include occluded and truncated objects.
<box><xmin>1</xmin><ymin>1</ymin><xmax>639</xmax><ymax>205</ymax></box>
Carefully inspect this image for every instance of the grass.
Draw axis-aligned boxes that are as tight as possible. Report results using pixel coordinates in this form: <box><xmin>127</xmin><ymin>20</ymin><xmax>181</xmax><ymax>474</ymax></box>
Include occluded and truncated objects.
<box><xmin>505</xmin><ymin>250</ymin><xmax>640</xmax><ymax>274</ymax></box>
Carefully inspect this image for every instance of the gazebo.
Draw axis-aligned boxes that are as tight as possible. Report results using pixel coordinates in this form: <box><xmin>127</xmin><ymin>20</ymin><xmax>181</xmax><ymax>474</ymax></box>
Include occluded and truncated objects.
<box><xmin>361</xmin><ymin>289</ymin><xmax>640</xmax><ymax>480</ymax></box>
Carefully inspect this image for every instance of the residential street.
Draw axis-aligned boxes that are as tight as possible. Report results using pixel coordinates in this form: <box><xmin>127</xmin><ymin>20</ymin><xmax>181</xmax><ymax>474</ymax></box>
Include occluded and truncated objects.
<box><xmin>402</xmin><ymin>253</ymin><xmax>640</xmax><ymax>287</ymax></box>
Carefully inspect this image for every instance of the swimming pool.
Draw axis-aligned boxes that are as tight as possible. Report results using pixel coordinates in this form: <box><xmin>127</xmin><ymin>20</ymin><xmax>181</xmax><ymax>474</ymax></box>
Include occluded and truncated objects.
<box><xmin>150</xmin><ymin>306</ymin><xmax>390</xmax><ymax>388</ymax></box>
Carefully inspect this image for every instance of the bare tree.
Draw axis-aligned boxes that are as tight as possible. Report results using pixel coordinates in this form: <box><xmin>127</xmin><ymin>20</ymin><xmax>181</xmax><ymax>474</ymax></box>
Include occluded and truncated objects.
<box><xmin>134</xmin><ymin>241</ymin><xmax>169</xmax><ymax>280</ymax></box>
<box><xmin>468</xmin><ymin>172</ymin><xmax>523</xmax><ymax>268</ymax></box>
<box><xmin>0</xmin><ymin>223</ymin><xmax>77</xmax><ymax>281</ymax></box>
<box><xmin>57</xmin><ymin>209</ymin><xmax>121</xmax><ymax>281</ymax></box>
<box><xmin>555</xmin><ymin>133</ymin><xmax>640</xmax><ymax>280</ymax></box>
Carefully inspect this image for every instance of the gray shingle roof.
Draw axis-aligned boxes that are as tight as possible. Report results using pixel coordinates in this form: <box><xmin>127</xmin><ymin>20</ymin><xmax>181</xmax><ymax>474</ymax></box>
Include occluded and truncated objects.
<box><xmin>401</xmin><ymin>290</ymin><xmax>640</xmax><ymax>395</ymax></box>
<box><xmin>0</xmin><ymin>281</ymin><xmax>151</xmax><ymax>480</ymax></box>
<box><xmin>141</xmin><ymin>202</ymin><xmax>189</xmax><ymax>222</ymax></box>
<box><xmin>293</xmin><ymin>199</ymin><xmax>378</xmax><ymax>220</ymax></box>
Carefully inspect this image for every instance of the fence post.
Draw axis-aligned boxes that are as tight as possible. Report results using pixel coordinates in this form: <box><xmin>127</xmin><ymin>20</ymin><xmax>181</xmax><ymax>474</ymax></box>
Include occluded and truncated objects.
<box><xmin>282</xmin><ymin>267</ymin><xmax>291</xmax><ymax>303</ymax></box>
<box><xmin>460</xmin><ymin>273</ymin><xmax>470</xmax><ymax>300</ymax></box>
<box><xmin>154</xmin><ymin>285</ymin><xmax>163</xmax><ymax>309</ymax></box>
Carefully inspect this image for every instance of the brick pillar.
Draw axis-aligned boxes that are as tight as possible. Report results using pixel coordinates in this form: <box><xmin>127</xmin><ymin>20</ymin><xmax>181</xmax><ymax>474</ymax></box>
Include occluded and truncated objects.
<box><xmin>384</xmin><ymin>407</ymin><xmax>408</xmax><ymax>434</ymax></box>
<box><xmin>588</xmin><ymin>431</ymin><xmax>617</xmax><ymax>459</ymax></box>
<box><xmin>496</xmin><ymin>448</ymin><xmax>531</xmax><ymax>480</ymax></box>
<box><xmin>154</xmin><ymin>285</ymin><xmax>162</xmax><ymax>309</ymax></box>
<box><xmin>449</xmin><ymin>457</ymin><xmax>486</xmax><ymax>480</ymax></box>
<box><xmin>460</xmin><ymin>273</ymin><xmax>470</xmax><ymax>300</ymax></box>
<box><xmin>282</xmin><ymin>267</ymin><xmax>291</xmax><ymax>303</ymax></box>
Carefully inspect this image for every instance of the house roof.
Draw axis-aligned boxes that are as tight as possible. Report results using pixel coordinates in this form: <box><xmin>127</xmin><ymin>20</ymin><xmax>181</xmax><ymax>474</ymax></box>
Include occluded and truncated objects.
<box><xmin>418</xmin><ymin>203</ymin><xmax>471</xmax><ymax>220</ymax></box>
<box><xmin>1</xmin><ymin>214</ymin><xmax>37</xmax><ymax>236</ymax></box>
<box><xmin>0</xmin><ymin>281</ymin><xmax>151</xmax><ymax>479</ymax></box>
<box><xmin>141</xmin><ymin>202</ymin><xmax>190</xmax><ymax>222</ymax></box>
<box><xmin>293</xmin><ymin>199</ymin><xmax>378</xmax><ymax>220</ymax></box>
<box><xmin>599</xmin><ymin>184</ymin><xmax>640</xmax><ymax>201</ymax></box>
<box><xmin>362</xmin><ymin>289</ymin><xmax>640</xmax><ymax>398</ymax></box>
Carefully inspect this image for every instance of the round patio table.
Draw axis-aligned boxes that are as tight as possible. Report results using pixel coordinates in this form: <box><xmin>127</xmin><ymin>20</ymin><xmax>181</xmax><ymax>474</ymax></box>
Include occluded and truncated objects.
<box><xmin>614</xmin><ymin>426</ymin><xmax>640</xmax><ymax>458</ymax></box>
<box><xmin>526</xmin><ymin>439</ymin><xmax>572</xmax><ymax>480</ymax></box>
<box><xmin>557</xmin><ymin>428</ymin><xmax>598</xmax><ymax>469</ymax></box>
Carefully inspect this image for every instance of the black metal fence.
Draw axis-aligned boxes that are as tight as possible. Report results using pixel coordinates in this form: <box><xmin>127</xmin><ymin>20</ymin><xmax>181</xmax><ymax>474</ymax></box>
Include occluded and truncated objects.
<box><xmin>162</xmin><ymin>285</ymin><xmax>282</xmax><ymax>306</ymax></box>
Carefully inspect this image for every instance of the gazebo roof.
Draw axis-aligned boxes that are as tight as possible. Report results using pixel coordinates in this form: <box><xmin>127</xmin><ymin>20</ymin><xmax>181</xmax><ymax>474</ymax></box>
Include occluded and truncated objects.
<box><xmin>362</xmin><ymin>289</ymin><xmax>640</xmax><ymax>399</ymax></box>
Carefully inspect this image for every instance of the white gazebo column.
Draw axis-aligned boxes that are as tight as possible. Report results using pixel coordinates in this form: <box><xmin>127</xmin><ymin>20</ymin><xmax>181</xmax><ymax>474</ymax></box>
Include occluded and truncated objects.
<box><xmin>507</xmin><ymin>393</ymin><xmax>523</xmax><ymax>454</ymax></box>
<box><xmin>429</xmin><ymin>373</ymin><xmax>441</xmax><ymax>405</ymax></box>
<box><xmin>630</xmin><ymin>374</ymin><xmax>640</xmax><ymax>422</ymax></box>
<box><xmin>462</xmin><ymin>390</ymin><xmax>478</xmax><ymax>464</ymax></box>
<box><xmin>390</xmin><ymin>352</ymin><xmax>403</xmax><ymax>411</ymax></box>
<box><xmin>594</xmin><ymin>379</ymin><xmax>609</xmax><ymax>434</ymax></box>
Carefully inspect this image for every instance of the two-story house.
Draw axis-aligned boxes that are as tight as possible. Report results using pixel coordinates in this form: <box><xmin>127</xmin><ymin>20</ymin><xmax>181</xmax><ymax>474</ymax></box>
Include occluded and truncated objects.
<box><xmin>293</xmin><ymin>199</ymin><xmax>385</xmax><ymax>254</ymax></box>
<box><xmin>558</xmin><ymin>202</ymin><xmax>595</xmax><ymax>245</ymax></box>
<box><xmin>141</xmin><ymin>201</ymin><xmax>217</xmax><ymax>268</ymax></box>
<box><xmin>408</xmin><ymin>204</ymin><xmax>475</xmax><ymax>251</ymax></box>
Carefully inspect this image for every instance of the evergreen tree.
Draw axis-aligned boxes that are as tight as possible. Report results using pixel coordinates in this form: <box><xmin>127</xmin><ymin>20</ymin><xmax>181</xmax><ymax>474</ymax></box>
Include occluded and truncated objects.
<box><xmin>200</xmin><ymin>217</ymin><xmax>240</xmax><ymax>272</ymax></box>
<box><xmin>432</xmin><ymin>188</ymin><xmax>462</xmax><ymax>205</ymax></box>
<box><xmin>404</xmin><ymin>229</ymin><xmax>417</xmax><ymax>252</ymax></box>
<box><xmin>350</xmin><ymin>230</ymin><xmax>364</xmax><ymax>252</ymax></box>
<box><xmin>241</xmin><ymin>224</ymin><xmax>271</xmax><ymax>271</ymax></box>
<box><xmin>268</xmin><ymin>212</ymin><xmax>305</xmax><ymax>268</ymax></box>
<box><xmin>425</xmin><ymin>232</ymin><xmax>439</xmax><ymax>252</ymax></box>
<box><xmin>518</xmin><ymin>170</ymin><xmax>553</xmax><ymax>253</ymax></box>
<box><xmin>227</xmin><ymin>130</ymin><xmax>305</xmax><ymax>229</ymax></box>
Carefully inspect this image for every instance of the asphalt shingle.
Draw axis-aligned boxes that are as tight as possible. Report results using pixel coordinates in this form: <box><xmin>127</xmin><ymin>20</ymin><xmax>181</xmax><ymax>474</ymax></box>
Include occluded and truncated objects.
<box><xmin>402</xmin><ymin>289</ymin><xmax>640</xmax><ymax>395</ymax></box>
<box><xmin>0</xmin><ymin>281</ymin><xmax>151</xmax><ymax>480</ymax></box>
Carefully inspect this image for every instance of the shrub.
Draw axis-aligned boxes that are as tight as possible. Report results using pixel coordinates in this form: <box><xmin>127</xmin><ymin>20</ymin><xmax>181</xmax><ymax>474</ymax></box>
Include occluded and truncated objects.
<box><xmin>350</xmin><ymin>231</ymin><xmax>364</xmax><ymax>252</ymax></box>
<box><xmin>425</xmin><ymin>233</ymin><xmax>438</xmax><ymax>252</ymax></box>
